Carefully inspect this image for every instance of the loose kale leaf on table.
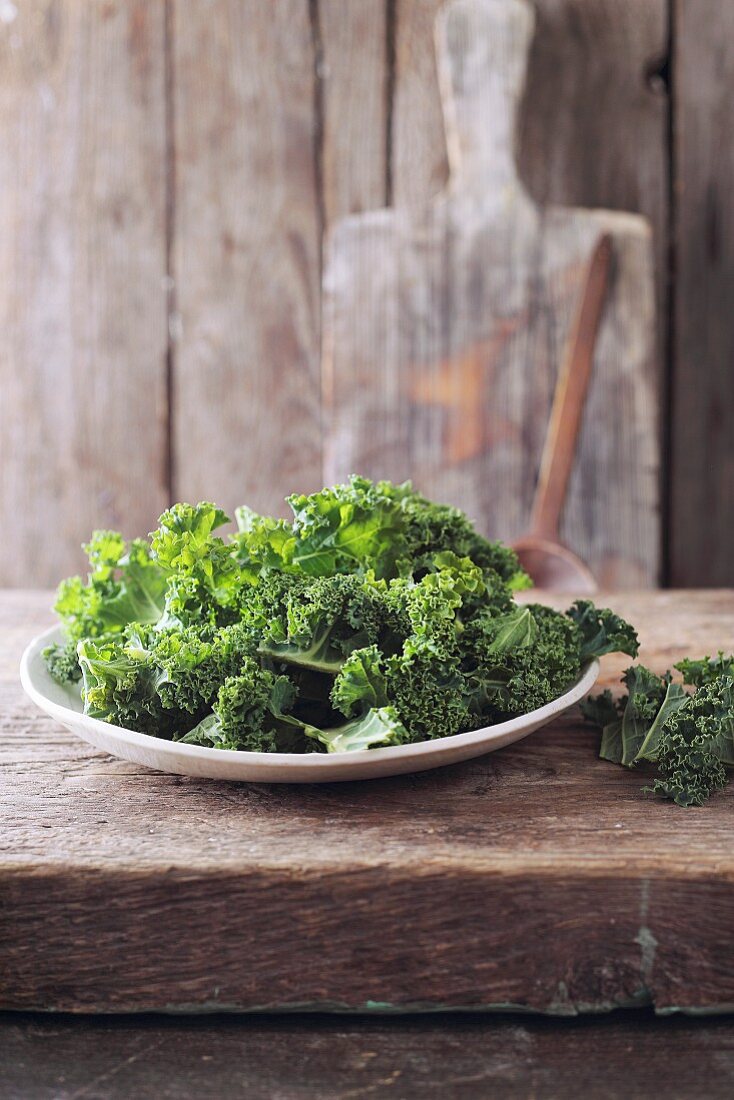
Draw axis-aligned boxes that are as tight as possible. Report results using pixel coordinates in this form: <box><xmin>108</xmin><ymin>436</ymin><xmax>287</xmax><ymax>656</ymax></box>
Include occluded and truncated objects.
<box><xmin>582</xmin><ymin>657</ymin><xmax>734</xmax><ymax>807</ymax></box>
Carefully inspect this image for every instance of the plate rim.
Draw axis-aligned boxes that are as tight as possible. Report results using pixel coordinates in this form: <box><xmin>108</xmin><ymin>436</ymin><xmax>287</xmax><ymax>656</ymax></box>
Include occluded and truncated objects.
<box><xmin>20</xmin><ymin>624</ymin><xmax>600</xmax><ymax>774</ymax></box>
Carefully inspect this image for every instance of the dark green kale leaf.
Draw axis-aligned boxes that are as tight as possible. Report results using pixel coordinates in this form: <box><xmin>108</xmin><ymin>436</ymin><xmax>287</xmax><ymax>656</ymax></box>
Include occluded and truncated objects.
<box><xmin>583</xmin><ymin>664</ymin><xmax>734</xmax><ymax>807</ymax></box>
<box><xmin>650</xmin><ymin>737</ymin><xmax>727</xmax><ymax>807</ymax></box>
<box><xmin>676</xmin><ymin>653</ymin><xmax>734</xmax><ymax>688</ymax></box>
<box><xmin>608</xmin><ymin>667</ymin><xmax>680</xmax><ymax>766</ymax></box>
<box><xmin>582</xmin><ymin>665</ymin><xmax>686</xmax><ymax>767</ymax></box>
<box><xmin>181</xmin><ymin>660</ymin><xmax>406</xmax><ymax>755</ymax></box>
<box><xmin>395</xmin><ymin>485</ymin><xmax>530</xmax><ymax>589</ymax></box>
<box><xmin>463</xmin><ymin>603</ymin><xmax>581</xmax><ymax>720</ymax></box>
<box><xmin>668</xmin><ymin>676</ymin><xmax>734</xmax><ymax>766</ymax></box>
<box><xmin>257</xmin><ymin>573</ymin><xmax>391</xmax><ymax>673</ymax></box>
<box><xmin>384</xmin><ymin>648</ymin><xmax>470</xmax><ymax>742</ymax></box>
<box><xmin>566</xmin><ymin>600</ymin><xmax>639</xmax><ymax>662</ymax></box>
<box><xmin>648</xmin><ymin>678</ymin><xmax>734</xmax><ymax>806</ymax></box>
<box><xmin>146</xmin><ymin>622</ymin><xmax>255</xmax><ymax>714</ymax></box>
<box><xmin>178</xmin><ymin>663</ymin><xmax>301</xmax><ymax>752</ymax></box>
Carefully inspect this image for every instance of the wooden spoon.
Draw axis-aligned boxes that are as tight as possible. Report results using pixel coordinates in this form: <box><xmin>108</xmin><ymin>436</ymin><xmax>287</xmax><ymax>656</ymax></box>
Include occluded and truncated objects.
<box><xmin>513</xmin><ymin>233</ymin><xmax>613</xmax><ymax>592</ymax></box>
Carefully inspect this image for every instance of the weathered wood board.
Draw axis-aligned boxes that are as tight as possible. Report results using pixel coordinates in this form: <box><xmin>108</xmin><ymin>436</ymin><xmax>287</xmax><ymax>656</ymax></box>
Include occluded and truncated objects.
<box><xmin>324</xmin><ymin>0</ymin><xmax>659</xmax><ymax>587</ymax></box>
<box><xmin>2</xmin><ymin>589</ymin><xmax>734</xmax><ymax>1015</ymax></box>
<box><xmin>170</xmin><ymin>0</ymin><xmax>323</xmax><ymax>518</ymax></box>
<box><xmin>671</xmin><ymin>0</ymin><xmax>734</xmax><ymax>587</ymax></box>
<box><xmin>0</xmin><ymin>0</ymin><xmax>729</xmax><ymax>593</ymax></box>
<box><xmin>0</xmin><ymin>1</ymin><xmax>169</xmax><ymax>586</ymax></box>
<box><xmin>320</xmin><ymin>0</ymin><xmax>389</xmax><ymax>222</ymax></box>
<box><xmin>393</xmin><ymin>0</ymin><xmax>451</xmax><ymax>207</ymax></box>
<box><xmin>4</xmin><ymin>1010</ymin><xmax>734</xmax><ymax>1099</ymax></box>
<box><xmin>518</xmin><ymin>0</ymin><xmax>669</xmax><ymax>361</ymax></box>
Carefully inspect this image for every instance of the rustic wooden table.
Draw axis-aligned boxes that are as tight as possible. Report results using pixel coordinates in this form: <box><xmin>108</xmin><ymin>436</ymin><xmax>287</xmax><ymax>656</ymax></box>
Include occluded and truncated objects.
<box><xmin>2</xmin><ymin>590</ymin><xmax>734</xmax><ymax>1095</ymax></box>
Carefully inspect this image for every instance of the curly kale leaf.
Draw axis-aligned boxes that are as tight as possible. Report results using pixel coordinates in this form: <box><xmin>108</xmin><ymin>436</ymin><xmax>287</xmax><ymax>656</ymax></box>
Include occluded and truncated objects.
<box><xmin>396</xmin><ymin>486</ymin><xmax>530</xmax><ymax>589</ymax></box>
<box><xmin>650</xmin><ymin>738</ymin><xmax>727</xmax><ymax>807</ymax></box>
<box><xmin>387</xmin><ymin>572</ymin><xmax>464</xmax><ymax>655</ymax></box>
<box><xmin>330</xmin><ymin>646</ymin><xmax>389</xmax><ymax>718</ymax></box>
<box><xmin>671</xmin><ymin>676</ymin><xmax>734</xmax><ymax>766</ymax></box>
<box><xmin>151</xmin><ymin>502</ymin><xmax>242</xmax><ymax>625</ymax></box>
<box><xmin>283</xmin><ymin>476</ymin><xmax>529</xmax><ymax>589</ymax></box>
<box><xmin>257</xmin><ymin>573</ymin><xmax>392</xmax><ymax>673</ymax></box>
<box><xmin>341</xmin><ymin>573</ymin><xmax>475</xmax><ymax>742</ymax></box>
<box><xmin>78</xmin><ymin>621</ymin><xmax>257</xmax><ymax>736</ymax></box>
<box><xmin>385</xmin><ymin>648</ymin><xmax>471</xmax><ymax>742</ymax></box>
<box><xmin>583</xmin><ymin>664</ymin><xmax>734</xmax><ymax>806</ymax></box>
<box><xmin>647</xmin><ymin>679</ymin><xmax>734</xmax><ymax>806</ymax></box>
<box><xmin>676</xmin><ymin>653</ymin><xmax>734</xmax><ymax>688</ymax></box>
<box><xmin>286</xmin><ymin>476</ymin><xmax>409</xmax><ymax>579</ymax></box>
<box><xmin>93</xmin><ymin>539</ymin><xmax>169</xmax><ymax>631</ymax></box>
<box><xmin>181</xmin><ymin>662</ymin><xmax>406</xmax><ymax>755</ymax></box>
<box><xmin>233</xmin><ymin>506</ymin><xmax>296</xmax><ymax>580</ymax></box>
<box><xmin>331</xmin><ymin>568</ymin><xmax>481</xmax><ymax>743</ymax></box>
<box><xmin>55</xmin><ymin>533</ymin><xmax>167</xmax><ymax>641</ymax></box>
<box><xmin>179</xmin><ymin>663</ymin><xmax>301</xmax><ymax>752</ymax></box>
<box><xmin>566</xmin><ymin>600</ymin><xmax>639</xmax><ymax>662</ymax></box>
<box><xmin>463</xmin><ymin>604</ymin><xmax>581</xmax><ymax>720</ymax></box>
<box><xmin>582</xmin><ymin>666</ymin><xmax>687</xmax><ymax>766</ymax></box>
<box><xmin>605</xmin><ymin>667</ymin><xmax>681</xmax><ymax>766</ymax></box>
<box><xmin>78</xmin><ymin>637</ymin><xmax>169</xmax><ymax>736</ymax></box>
<box><xmin>42</xmin><ymin>639</ymin><xmax>83</xmax><ymax>684</ymax></box>
<box><xmin>151</xmin><ymin>501</ymin><xmax>230</xmax><ymax>574</ymax></box>
<box><xmin>146</xmin><ymin>622</ymin><xmax>255</xmax><ymax>714</ymax></box>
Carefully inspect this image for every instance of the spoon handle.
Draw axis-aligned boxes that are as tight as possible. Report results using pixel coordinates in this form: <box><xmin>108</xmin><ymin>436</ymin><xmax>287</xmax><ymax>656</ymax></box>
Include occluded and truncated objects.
<box><xmin>528</xmin><ymin>232</ymin><xmax>612</xmax><ymax>542</ymax></box>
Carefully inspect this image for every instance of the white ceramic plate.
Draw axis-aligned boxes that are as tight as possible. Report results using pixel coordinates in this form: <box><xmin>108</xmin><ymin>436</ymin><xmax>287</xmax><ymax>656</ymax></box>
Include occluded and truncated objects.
<box><xmin>21</xmin><ymin>626</ymin><xmax>599</xmax><ymax>783</ymax></box>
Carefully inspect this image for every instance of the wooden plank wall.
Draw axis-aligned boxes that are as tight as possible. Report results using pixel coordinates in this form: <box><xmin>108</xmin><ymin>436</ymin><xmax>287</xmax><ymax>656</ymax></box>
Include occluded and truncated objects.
<box><xmin>671</xmin><ymin>0</ymin><xmax>734</xmax><ymax>587</ymax></box>
<box><xmin>0</xmin><ymin>1</ymin><xmax>169</xmax><ymax>585</ymax></box>
<box><xmin>170</xmin><ymin>0</ymin><xmax>323</xmax><ymax>518</ymax></box>
<box><xmin>0</xmin><ymin>0</ymin><xmax>730</xmax><ymax>586</ymax></box>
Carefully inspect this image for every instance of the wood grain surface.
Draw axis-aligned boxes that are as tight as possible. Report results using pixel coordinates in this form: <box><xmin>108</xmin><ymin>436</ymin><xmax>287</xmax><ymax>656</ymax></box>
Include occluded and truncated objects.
<box><xmin>4</xmin><ymin>1009</ymin><xmax>734</xmax><ymax>1099</ymax></box>
<box><xmin>519</xmin><ymin>0</ymin><xmax>669</xmax><ymax>359</ymax></box>
<box><xmin>320</xmin><ymin>0</ymin><xmax>389</xmax><ymax>222</ymax></box>
<box><xmin>2</xmin><ymin>589</ymin><xmax>734</xmax><ymax>1015</ymax></box>
<box><xmin>324</xmin><ymin>0</ymin><xmax>659</xmax><ymax>588</ymax></box>
<box><xmin>0</xmin><ymin>0</ymin><xmax>169</xmax><ymax>586</ymax></box>
<box><xmin>392</xmin><ymin>0</ymin><xmax>449</xmax><ymax>206</ymax></box>
<box><xmin>170</xmin><ymin>0</ymin><xmax>323</xmax><ymax>517</ymax></box>
<box><xmin>670</xmin><ymin>0</ymin><xmax>734</xmax><ymax>587</ymax></box>
<box><xmin>0</xmin><ymin>0</ymin><xmax>730</xmax><ymax>592</ymax></box>
<box><xmin>393</xmin><ymin>0</ymin><xmax>669</xmax><ymax>282</ymax></box>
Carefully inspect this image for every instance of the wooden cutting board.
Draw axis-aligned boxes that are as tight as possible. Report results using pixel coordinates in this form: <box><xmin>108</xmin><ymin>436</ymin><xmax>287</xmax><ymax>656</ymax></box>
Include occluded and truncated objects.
<box><xmin>323</xmin><ymin>0</ymin><xmax>658</xmax><ymax>587</ymax></box>
<box><xmin>2</xmin><ymin>589</ymin><xmax>734</xmax><ymax>1015</ymax></box>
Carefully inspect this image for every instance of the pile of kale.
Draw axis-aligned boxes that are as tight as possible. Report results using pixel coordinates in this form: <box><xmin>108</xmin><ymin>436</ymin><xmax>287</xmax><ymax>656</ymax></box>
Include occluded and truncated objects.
<box><xmin>582</xmin><ymin>655</ymin><xmax>734</xmax><ymax>807</ymax></box>
<box><xmin>43</xmin><ymin>476</ymin><xmax>637</xmax><ymax>755</ymax></box>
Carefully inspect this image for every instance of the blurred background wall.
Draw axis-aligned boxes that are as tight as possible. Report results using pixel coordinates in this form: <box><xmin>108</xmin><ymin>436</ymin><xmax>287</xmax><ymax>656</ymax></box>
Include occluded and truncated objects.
<box><xmin>0</xmin><ymin>0</ymin><xmax>730</xmax><ymax>588</ymax></box>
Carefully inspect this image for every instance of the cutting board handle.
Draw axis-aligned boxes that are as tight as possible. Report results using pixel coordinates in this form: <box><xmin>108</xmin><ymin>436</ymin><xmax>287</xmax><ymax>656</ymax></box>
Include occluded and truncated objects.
<box><xmin>437</xmin><ymin>0</ymin><xmax>534</xmax><ymax>192</ymax></box>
